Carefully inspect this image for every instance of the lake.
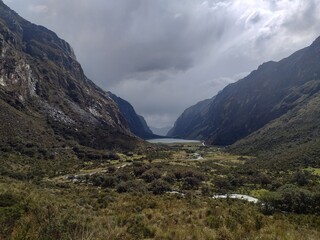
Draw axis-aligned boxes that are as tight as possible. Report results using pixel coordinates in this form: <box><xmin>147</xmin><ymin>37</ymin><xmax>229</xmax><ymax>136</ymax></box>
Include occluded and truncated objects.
<box><xmin>147</xmin><ymin>138</ymin><xmax>201</xmax><ymax>144</ymax></box>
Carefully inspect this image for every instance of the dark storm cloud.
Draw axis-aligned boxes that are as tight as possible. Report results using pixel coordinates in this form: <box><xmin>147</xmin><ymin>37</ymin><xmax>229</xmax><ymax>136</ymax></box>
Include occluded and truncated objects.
<box><xmin>4</xmin><ymin>0</ymin><xmax>232</xmax><ymax>85</ymax></box>
<box><xmin>3</xmin><ymin>0</ymin><xmax>320</xmax><ymax>127</ymax></box>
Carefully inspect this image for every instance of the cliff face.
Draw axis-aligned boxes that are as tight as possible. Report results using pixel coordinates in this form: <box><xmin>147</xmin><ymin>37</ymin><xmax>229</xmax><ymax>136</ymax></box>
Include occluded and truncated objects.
<box><xmin>170</xmin><ymin>36</ymin><xmax>320</xmax><ymax>146</ymax></box>
<box><xmin>109</xmin><ymin>92</ymin><xmax>159</xmax><ymax>139</ymax></box>
<box><xmin>0</xmin><ymin>1</ymin><xmax>140</xmax><ymax>152</ymax></box>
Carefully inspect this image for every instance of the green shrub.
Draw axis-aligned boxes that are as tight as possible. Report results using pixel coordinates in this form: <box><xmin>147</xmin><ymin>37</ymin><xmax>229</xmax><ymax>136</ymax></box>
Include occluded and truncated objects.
<box><xmin>116</xmin><ymin>171</ymin><xmax>133</xmax><ymax>182</ymax></box>
<box><xmin>291</xmin><ymin>170</ymin><xmax>313</xmax><ymax>186</ymax></box>
<box><xmin>133</xmin><ymin>164</ymin><xmax>151</xmax><ymax>177</ymax></box>
<box><xmin>162</xmin><ymin>173</ymin><xmax>176</xmax><ymax>184</ymax></box>
<box><xmin>149</xmin><ymin>179</ymin><xmax>171</xmax><ymax>195</ymax></box>
<box><xmin>141</xmin><ymin>169</ymin><xmax>162</xmax><ymax>183</ymax></box>
<box><xmin>116</xmin><ymin>180</ymin><xmax>147</xmax><ymax>193</ymax></box>
<box><xmin>261</xmin><ymin>184</ymin><xmax>320</xmax><ymax>214</ymax></box>
<box><xmin>182</xmin><ymin>177</ymin><xmax>201</xmax><ymax>190</ymax></box>
<box><xmin>101</xmin><ymin>176</ymin><xmax>118</xmax><ymax>188</ymax></box>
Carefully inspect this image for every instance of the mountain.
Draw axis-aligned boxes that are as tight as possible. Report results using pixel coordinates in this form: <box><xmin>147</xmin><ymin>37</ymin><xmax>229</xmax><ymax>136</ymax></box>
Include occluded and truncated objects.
<box><xmin>167</xmin><ymin>98</ymin><xmax>214</xmax><ymax>139</ymax></box>
<box><xmin>170</xmin><ymin>36</ymin><xmax>320</xmax><ymax>147</ymax></box>
<box><xmin>151</xmin><ymin>126</ymin><xmax>172</xmax><ymax>136</ymax></box>
<box><xmin>230</xmin><ymin>88</ymin><xmax>320</xmax><ymax>166</ymax></box>
<box><xmin>138</xmin><ymin>115</ymin><xmax>153</xmax><ymax>135</ymax></box>
<box><xmin>108</xmin><ymin>92</ymin><xmax>159</xmax><ymax>139</ymax></box>
<box><xmin>0</xmin><ymin>1</ymin><xmax>141</xmax><ymax>155</ymax></box>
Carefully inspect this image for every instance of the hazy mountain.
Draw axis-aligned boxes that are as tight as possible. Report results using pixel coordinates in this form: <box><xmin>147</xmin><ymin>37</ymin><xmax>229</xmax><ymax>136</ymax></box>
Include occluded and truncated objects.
<box><xmin>170</xmin><ymin>36</ymin><xmax>320</xmax><ymax>147</ymax></box>
<box><xmin>167</xmin><ymin>98</ymin><xmax>214</xmax><ymax>139</ymax></box>
<box><xmin>0</xmin><ymin>1</ymin><xmax>141</xmax><ymax>154</ymax></box>
<box><xmin>151</xmin><ymin>126</ymin><xmax>172</xmax><ymax>136</ymax></box>
<box><xmin>108</xmin><ymin>92</ymin><xmax>158</xmax><ymax>139</ymax></box>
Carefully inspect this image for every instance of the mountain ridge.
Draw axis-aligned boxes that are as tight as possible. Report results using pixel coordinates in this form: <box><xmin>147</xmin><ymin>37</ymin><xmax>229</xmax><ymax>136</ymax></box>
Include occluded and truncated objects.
<box><xmin>169</xmin><ymin>36</ymin><xmax>320</xmax><ymax>148</ymax></box>
<box><xmin>0</xmin><ymin>1</ymin><xmax>142</xmax><ymax>155</ymax></box>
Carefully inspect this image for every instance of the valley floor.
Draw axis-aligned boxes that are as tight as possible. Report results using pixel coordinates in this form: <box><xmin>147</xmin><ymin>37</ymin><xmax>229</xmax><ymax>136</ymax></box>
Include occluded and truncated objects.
<box><xmin>1</xmin><ymin>143</ymin><xmax>320</xmax><ymax>239</ymax></box>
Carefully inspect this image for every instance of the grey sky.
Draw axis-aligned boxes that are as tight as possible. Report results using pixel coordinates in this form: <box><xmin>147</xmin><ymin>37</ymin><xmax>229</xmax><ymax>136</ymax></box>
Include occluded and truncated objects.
<box><xmin>3</xmin><ymin>0</ymin><xmax>320</xmax><ymax>127</ymax></box>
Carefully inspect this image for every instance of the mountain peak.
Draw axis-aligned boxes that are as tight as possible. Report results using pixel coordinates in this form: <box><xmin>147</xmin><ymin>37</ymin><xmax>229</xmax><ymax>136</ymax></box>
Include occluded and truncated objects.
<box><xmin>170</xmin><ymin>35</ymin><xmax>320</xmax><ymax>146</ymax></box>
<box><xmin>0</xmin><ymin>0</ymin><xmax>141</xmax><ymax>152</ymax></box>
<box><xmin>310</xmin><ymin>35</ymin><xmax>320</xmax><ymax>53</ymax></box>
<box><xmin>311</xmin><ymin>35</ymin><xmax>320</xmax><ymax>45</ymax></box>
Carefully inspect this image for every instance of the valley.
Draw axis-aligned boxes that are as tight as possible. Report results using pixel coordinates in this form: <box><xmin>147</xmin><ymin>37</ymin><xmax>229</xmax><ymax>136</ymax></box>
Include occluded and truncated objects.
<box><xmin>1</xmin><ymin>1</ymin><xmax>320</xmax><ymax>239</ymax></box>
<box><xmin>1</xmin><ymin>142</ymin><xmax>320</xmax><ymax>239</ymax></box>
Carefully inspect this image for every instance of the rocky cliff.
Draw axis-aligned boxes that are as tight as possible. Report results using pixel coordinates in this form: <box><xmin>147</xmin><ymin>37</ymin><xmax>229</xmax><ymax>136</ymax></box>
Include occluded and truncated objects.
<box><xmin>0</xmin><ymin>1</ymin><xmax>140</xmax><ymax>155</ymax></box>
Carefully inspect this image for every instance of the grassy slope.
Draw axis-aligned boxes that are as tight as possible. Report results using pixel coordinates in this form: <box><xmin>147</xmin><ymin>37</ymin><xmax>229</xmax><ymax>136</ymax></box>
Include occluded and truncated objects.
<box><xmin>1</xmin><ymin>143</ymin><xmax>319</xmax><ymax>239</ymax></box>
<box><xmin>231</xmin><ymin>90</ymin><xmax>320</xmax><ymax>168</ymax></box>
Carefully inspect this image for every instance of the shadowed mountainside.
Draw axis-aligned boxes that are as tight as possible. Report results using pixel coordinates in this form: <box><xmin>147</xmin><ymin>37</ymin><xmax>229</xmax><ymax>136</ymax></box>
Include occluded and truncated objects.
<box><xmin>170</xmin><ymin>36</ymin><xmax>320</xmax><ymax>150</ymax></box>
<box><xmin>0</xmin><ymin>1</ymin><xmax>142</xmax><ymax>154</ymax></box>
<box><xmin>109</xmin><ymin>92</ymin><xmax>161</xmax><ymax>139</ymax></box>
<box><xmin>167</xmin><ymin>98</ymin><xmax>214</xmax><ymax>139</ymax></box>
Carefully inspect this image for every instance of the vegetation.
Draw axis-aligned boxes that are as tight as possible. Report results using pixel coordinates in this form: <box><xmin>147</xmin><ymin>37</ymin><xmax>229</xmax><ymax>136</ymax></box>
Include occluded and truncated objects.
<box><xmin>1</xmin><ymin>142</ymin><xmax>319</xmax><ymax>239</ymax></box>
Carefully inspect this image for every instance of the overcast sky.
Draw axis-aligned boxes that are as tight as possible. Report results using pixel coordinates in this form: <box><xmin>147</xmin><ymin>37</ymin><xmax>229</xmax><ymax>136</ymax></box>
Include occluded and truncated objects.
<box><xmin>3</xmin><ymin>0</ymin><xmax>320</xmax><ymax>127</ymax></box>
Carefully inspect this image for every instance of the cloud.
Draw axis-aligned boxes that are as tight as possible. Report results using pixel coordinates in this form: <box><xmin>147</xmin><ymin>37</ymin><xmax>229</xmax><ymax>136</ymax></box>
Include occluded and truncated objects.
<box><xmin>4</xmin><ymin>0</ymin><xmax>320</xmax><ymax>127</ymax></box>
<box><xmin>27</xmin><ymin>4</ymin><xmax>48</xmax><ymax>14</ymax></box>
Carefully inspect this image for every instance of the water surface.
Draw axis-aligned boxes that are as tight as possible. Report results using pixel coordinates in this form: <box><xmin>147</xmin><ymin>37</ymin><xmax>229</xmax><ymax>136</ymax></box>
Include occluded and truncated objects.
<box><xmin>147</xmin><ymin>138</ymin><xmax>201</xmax><ymax>144</ymax></box>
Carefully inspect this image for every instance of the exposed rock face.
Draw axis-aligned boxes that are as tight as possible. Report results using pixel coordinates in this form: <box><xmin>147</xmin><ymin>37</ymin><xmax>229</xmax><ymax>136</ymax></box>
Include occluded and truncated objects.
<box><xmin>0</xmin><ymin>1</ymin><xmax>139</xmax><ymax>151</ymax></box>
<box><xmin>109</xmin><ymin>92</ymin><xmax>159</xmax><ymax>139</ymax></box>
<box><xmin>170</xmin><ymin>36</ymin><xmax>320</xmax><ymax>146</ymax></box>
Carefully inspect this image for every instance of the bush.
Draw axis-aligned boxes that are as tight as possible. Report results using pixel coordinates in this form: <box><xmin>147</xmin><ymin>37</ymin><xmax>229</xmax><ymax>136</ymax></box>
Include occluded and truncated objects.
<box><xmin>141</xmin><ymin>169</ymin><xmax>162</xmax><ymax>183</ymax></box>
<box><xmin>116</xmin><ymin>172</ymin><xmax>132</xmax><ymax>182</ymax></box>
<box><xmin>162</xmin><ymin>173</ymin><xmax>176</xmax><ymax>184</ymax></box>
<box><xmin>183</xmin><ymin>170</ymin><xmax>205</xmax><ymax>181</ymax></box>
<box><xmin>133</xmin><ymin>165</ymin><xmax>151</xmax><ymax>177</ymax></box>
<box><xmin>146</xmin><ymin>151</ymin><xmax>172</xmax><ymax>160</ymax></box>
<box><xmin>90</xmin><ymin>175</ymin><xmax>104</xmax><ymax>186</ymax></box>
<box><xmin>116</xmin><ymin>180</ymin><xmax>147</xmax><ymax>193</ymax></box>
<box><xmin>291</xmin><ymin>170</ymin><xmax>312</xmax><ymax>186</ymax></box>
<box><xmin>107</xmin><ymin>165</ymin><xmax>116</xmax><ymax>173</ymax></box>
<box><xmin>149</xmin><ymin>180</ymin><xmax>171</xmax><ymax>195</ymax></box>
<box><xmin>101</xmin><ymin>176</ymin><xmax>118</xmax><ymax>188</ymax></box>
<box><xmin>261</xmin><ymin>184</ymin><xmax>320</xmax><ymax>214</ymax></box>
<box><xmin>214</xmin><ymin>177</ymin><xmax>232</xmax><ymax>191</ymax></box>
<box><xmin>182</xmin><ymin>177</ymin><xmax>201</xmax><ymax>190</ymax></box>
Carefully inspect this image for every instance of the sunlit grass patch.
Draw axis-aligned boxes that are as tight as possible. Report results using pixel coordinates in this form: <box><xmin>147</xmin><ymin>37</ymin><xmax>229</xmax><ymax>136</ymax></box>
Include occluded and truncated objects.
<box><xmin>305</xmin><ymin>167</ymin><xmax>320</xmax><ymax>176</ymax></box>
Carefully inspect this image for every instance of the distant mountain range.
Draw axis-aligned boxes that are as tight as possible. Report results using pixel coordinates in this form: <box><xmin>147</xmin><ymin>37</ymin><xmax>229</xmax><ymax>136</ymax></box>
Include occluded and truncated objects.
<box><xmin>169</xmin><ymin>36</ymin><xmax>320</xmax><ymax>160</ymax></box>
<box><xmin>0</xmin><ymin>1</ymin><xmax>146</xmax><ymax>154</ymax></box>
<box><xmin>151</xmin><ymin>126</ymin><xmax>171</xmax><ymax>136</ymax></box>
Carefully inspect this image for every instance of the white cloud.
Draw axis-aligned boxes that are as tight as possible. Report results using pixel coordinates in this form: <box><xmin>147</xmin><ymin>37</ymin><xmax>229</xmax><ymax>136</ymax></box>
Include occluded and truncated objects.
<box><xmin>28</xmin><ymin>4</ymin><xmax>48</xmax><ymax>14</ymax></box>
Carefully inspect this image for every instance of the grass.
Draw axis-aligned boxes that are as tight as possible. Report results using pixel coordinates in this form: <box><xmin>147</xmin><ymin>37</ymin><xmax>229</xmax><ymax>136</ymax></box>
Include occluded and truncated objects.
<box><xmin>305</xmin><ymin>167</ymin><xmax>320</xmax><ymax>176</ymax></box>
<box><xmin>1</xmin><ymin>143</ymin><xmax>320</xmax><ymax>239</ymax></box>
<box><xmin>1</xmin><ymin>177</ymin><xmax>319</xmax><ymax>240</ymax></box>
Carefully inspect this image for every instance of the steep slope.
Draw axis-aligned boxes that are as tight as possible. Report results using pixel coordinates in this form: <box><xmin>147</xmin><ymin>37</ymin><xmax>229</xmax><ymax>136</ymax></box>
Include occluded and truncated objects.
<box><xmin>109</xmin><ymin>92</ymin><xmax>159</xmax><ymax>139</ymax></box>
<box><xmin>170</xmin><ymin>36</ymin><xmax>320</xmax><ymax>146</ymax></box>
<box><xmin>167</xmin><ymin>98</ymin><xmax>213</xmax><ymax>139</ymax></box>
<box><xmin>231</xmin><ymin>87</ymin><xmax>320</xmax><ymax>166</ymax></box>
<box><xmin>0</xmin><ymin>1</ymin><xmax>140</xmax><ymax>153</ymax></box>
<box><xmin>138</xmin><ymin>115</ymin><xmax>154</xmax><ymax>135</ymax></box>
